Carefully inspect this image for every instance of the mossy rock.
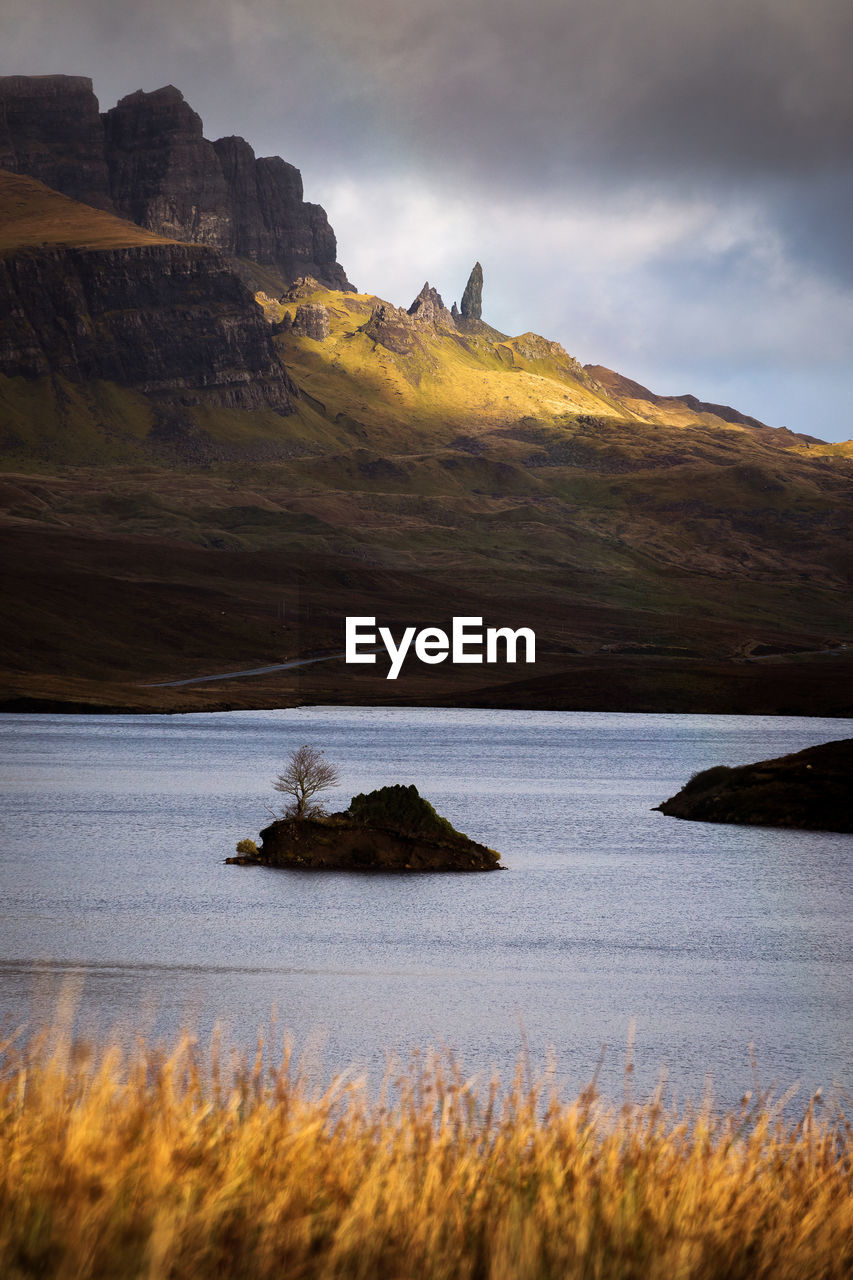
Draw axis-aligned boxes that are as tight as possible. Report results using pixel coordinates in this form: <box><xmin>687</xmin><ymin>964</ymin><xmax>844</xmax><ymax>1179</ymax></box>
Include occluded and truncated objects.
<box><xmin>346</xmin><ymin>784</ymin><xmax>461</xmax><ymax>839</ymax></box>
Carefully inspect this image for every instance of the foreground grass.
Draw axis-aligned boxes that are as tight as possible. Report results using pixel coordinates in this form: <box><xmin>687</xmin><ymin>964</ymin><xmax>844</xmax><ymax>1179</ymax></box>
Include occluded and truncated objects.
<box><xmin>1</xmin><ymin>1024</ymin><xmax>851</xmax><ymax>1279</ymax></box>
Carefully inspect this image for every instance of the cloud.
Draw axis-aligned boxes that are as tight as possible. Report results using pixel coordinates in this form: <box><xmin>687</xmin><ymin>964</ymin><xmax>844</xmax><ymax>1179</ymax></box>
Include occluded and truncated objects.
<box><xmin>6</xmin><ymin>0</ymin><xmax>852</xmax><ymax>181</ymax></box>
<box><xmin>331</xmin><ymin>174</ymin><xmax>853</xmax><ymax>361</ymax></box>
<box><xmin>255</xmin><ymin>0</ymin><xmax>853</xmax><ymax>179</ymax></box>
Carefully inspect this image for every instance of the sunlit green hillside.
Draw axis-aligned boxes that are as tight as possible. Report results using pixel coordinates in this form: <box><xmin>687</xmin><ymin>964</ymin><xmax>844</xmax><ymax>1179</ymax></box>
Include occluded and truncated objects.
<box><xmin>275</xmin><ymin>282</ymin><xmax>784</xmax><ymax>449</ymax></box>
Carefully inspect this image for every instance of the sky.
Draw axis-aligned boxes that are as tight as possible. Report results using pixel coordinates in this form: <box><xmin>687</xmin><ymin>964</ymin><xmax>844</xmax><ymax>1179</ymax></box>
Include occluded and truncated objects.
<box><xmin>3</xmin><ymin>0</ymin><xmax>853</xmax><ymax>441</ymax></box>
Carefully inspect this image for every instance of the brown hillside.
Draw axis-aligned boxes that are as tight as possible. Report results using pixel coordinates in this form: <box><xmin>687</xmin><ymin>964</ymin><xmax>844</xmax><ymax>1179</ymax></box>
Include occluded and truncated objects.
<box><xmin>0</xmin><ymin>169</ymin><xmax>175</xmax><ymax>254</ymax></box>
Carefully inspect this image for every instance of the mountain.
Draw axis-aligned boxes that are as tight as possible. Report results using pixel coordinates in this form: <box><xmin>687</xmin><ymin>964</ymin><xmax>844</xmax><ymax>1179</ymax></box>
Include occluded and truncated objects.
<box><xmin>0</xmin><ymin>74</ymin><xmax>114</xmax><ymax>211</ymax></box>
<box><xmin>0</xmin><ymin>74</ymin><xmax>351</xmax><ymax>292</ymax></box>
<box><xmin>0</xmin><ymin>79</ymin><xmax>851</xmax><ymax>715</ymax></box>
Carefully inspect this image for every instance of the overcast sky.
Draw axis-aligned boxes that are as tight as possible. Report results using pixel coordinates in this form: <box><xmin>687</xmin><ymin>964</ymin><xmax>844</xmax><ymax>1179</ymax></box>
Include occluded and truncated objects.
<box><xmin>3</xmin><ymin>0</ymin><xmax>853</xmax><ymax>440</ymax></box>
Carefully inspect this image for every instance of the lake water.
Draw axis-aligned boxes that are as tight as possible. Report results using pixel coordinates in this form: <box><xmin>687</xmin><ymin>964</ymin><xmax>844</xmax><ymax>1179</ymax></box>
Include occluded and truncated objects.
<box><xmin>1</xmin><ymin>707</ymin><xmax>851</xmax><ymax>1109</ymax></box>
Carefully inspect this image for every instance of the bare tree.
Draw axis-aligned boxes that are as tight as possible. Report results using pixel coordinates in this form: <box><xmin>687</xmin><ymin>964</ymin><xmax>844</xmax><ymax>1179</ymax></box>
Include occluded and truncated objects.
<box><xmin>272</xmin><ymin>744</ymin><xmax>340</xmax><ymax>819</ymax></box>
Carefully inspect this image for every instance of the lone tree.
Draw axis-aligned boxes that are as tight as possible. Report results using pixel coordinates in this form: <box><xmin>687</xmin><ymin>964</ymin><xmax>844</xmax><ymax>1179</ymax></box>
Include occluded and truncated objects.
<box><xmin>272</xmin><ymin>745</ymin><xmax>340</xmax><ymax>818</ymax></box>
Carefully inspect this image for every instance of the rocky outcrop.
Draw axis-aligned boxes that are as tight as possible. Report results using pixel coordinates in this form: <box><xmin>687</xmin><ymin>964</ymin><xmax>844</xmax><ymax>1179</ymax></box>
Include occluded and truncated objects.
<box><xmin>291</xmin><ymin>303</ymin><xmax>330</xmax><ymax>341</ymax></box>
<box><xmin>407</xmin><ymin>281</ymin><xmax>456</xmax><ymax>328</ymax></box>
<box><xmin>508</xmin><ymin>333</ymin><xmax>591</xmax><ymax>382</ymax></box>
<box><xmin>103</xmin><ymin>87</ymin><xmax>352</xmax><ymax>290</ymax></box>
<box><xmin>655</xmin><ymin>738</ymin><xmax>853</xmax><ymax>832</ymax></box>
<box><xmin>0</xmin><ymin>75</ymin><xmax>113</xmax><ymax>211</ymax></box>
<box><xmin>360</xmin><ymin>302</ymin><xmax>416</xmax><ymax>354</ymax></box>
<box><xmin>0</xmin><ymin>241</ymin><xmax>294</xmax><ymax>413</ymax></box>
<box><xmin>460</xmin><ymin>262</ymin><xmax>483</xmax><ymax>320</ymax></box>
<box><xmin>361</xmin><ymin>282</ymin><xmax>464</xmax><ymax>355</ymax></box>
<box><xmin>450</xmin><ymin>263</ymin><xmax>511</xmax><ymax>341</ymax></box>
<box><xmin>229</xmin><ymin>784</ymin><xmax>504</xmax><ymax>871</ymax></box>
<box><xmin>280</xmin><ymin>276</ymin><xmax>323</xmax><ymax>301</ymax></box>
<box><xmin>0</xmin><ymin>75</ymin><xmax>352</xmax><ymax>291</ymax></box>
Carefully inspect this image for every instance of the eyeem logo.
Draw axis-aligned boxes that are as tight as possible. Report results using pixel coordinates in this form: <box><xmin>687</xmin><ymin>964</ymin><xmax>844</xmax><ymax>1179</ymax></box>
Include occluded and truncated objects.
<box><xmin>345</xmin><ymin>616</ymin><xmax>536</xmax><ymax>680</ymax></box>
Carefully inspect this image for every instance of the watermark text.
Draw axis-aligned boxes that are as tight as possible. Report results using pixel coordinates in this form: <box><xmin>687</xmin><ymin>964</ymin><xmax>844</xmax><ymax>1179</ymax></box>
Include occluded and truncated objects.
<box><xmin>345</xmin><ymin>616</ymin><xmax>536</xmax><ymax>679</ymax></box>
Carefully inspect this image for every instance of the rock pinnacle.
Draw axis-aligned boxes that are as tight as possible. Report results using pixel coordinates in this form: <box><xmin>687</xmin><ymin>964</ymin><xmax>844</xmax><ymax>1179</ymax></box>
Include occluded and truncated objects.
<box><xmin>460</xmin><ymin>262</ymin><xmax>483</xmax><ymax>320</ymax></box>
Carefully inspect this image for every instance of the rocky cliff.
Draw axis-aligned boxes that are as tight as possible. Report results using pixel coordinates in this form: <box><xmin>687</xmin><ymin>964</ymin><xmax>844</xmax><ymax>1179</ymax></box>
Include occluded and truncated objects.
<box><xmin>0</xmin><ymin>170</ymin><xmax>296</xmax><ymax>461</ymax></box>
<box><xmin>0</xmin><ymin>75</ymin><xmax>352</xmax><ymax>291</ymax></box>
<box><xmin>0</xmin><ymin>75</ymin><xmax>113</xmax><ymax>212</ymax></box>
<box><xmin>0</xmin><ymin>241</ymin><xmax>293</xmax><ymax>411</ymax></box>
<box><xmin>102</xmin><ymin>86</ymin><xmax>230</xmax><ymax>247</ymax></box>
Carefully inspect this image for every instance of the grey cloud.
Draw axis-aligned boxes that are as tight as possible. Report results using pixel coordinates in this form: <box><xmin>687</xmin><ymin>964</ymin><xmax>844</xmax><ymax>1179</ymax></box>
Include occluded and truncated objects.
<box><xmin>5</xmin><ymin>0</ymin><xmax>852</xmax><ymax>180</ymax></box>
<box><xmin>263</xmin><ymin>0</ymin><xmax>853</xmax><ymax>180</ymax></box>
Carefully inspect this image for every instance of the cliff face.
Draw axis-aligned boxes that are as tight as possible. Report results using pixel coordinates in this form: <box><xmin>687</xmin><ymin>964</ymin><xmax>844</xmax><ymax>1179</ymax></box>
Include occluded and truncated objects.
<box><xmin>215</xmin><ymin>138</ymin><xmax>347</xmax><ymax>289</ymax></box>
<box><xmin>0</xmin><ymin>75</ymin><xmax>113</xmax><ymax>211</ymax></box>
<box><xmin>102</xmin><ymin>86</ymin><xmax>231</xmax><ymax>248</ymax></box>
<box><xmin>0</xmin><ymin>75</ymin><xmax>352</xmax><ymax>290</ymax></box>
<box><xmin>0</xmin><ymin>238</ymin><xmax>294</xmax><ymax>413</ymax></box>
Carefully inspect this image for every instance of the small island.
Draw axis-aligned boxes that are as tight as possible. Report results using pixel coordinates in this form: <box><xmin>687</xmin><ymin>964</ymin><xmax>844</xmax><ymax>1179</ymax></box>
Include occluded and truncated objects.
<box><xmin>229</xmin><ymin>782</ymin><xmax>504</xmax><ymax>871</ymax></box>
<box><xmin>655</xmin><ymin>737</ymin><xmax>853</xmax><ymax>832</ymax></box>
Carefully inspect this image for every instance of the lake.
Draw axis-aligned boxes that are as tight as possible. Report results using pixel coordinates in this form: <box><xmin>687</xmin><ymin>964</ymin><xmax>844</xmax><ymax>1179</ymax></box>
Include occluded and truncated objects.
<box><xmin>1</xmin><ymin>707</ymin><xmax>851</xmax><ymax>1109</ymax></box>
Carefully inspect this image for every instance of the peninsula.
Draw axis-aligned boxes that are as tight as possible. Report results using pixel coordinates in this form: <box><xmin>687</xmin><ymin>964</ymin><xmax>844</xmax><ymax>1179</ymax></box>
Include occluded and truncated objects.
<box><xmin>655</xmin><ymin>738</ymin><xmax>853</xmax><ymax>832</ymax></box>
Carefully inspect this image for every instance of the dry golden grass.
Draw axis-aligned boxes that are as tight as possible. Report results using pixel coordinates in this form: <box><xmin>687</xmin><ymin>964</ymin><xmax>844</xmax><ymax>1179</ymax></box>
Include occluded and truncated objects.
<box><xmin>1</xmin><ymin>1016</ymin><xmax>850</xmax><ymax>1279</ymax></box>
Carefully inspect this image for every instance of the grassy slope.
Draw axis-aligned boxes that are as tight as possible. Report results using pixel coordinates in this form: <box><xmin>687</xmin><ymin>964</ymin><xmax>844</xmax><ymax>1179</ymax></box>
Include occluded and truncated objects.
<box><xmin>0</xmin><ymin>168</ymin><xmax>175</xmax><ymax>253</ymax></box>
<box><xmin>279</xmin><ymin>285</ymin><xmax>742</xmax><ymax>443</ymax></box>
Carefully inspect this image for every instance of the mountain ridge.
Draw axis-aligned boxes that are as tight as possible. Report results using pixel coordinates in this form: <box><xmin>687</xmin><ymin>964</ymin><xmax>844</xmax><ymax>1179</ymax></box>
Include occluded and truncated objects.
<box><xmin>0</xmin><ymin>72</ymin><xmax>839</xmax><ymax>450</ymax></box>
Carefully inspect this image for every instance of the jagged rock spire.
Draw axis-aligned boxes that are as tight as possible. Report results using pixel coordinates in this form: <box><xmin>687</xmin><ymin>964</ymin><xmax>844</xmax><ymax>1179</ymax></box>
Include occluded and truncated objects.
<box><xmin>407</xmin><ymin>281</ymin><xmax>454</xmax><ymax>326</ymax></box>
<box><xmin>460</xmin><ymin>262</ymin><xmax>483</xmax><ymax>320</ymax></box>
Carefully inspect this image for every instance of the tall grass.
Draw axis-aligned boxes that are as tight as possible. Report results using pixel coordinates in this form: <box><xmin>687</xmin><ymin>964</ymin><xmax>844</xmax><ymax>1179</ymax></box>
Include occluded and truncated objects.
<box><xmin>1</xmin><ymin>1015</ymin><xmax>850</xmax><ymax>1279</ymax></box>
